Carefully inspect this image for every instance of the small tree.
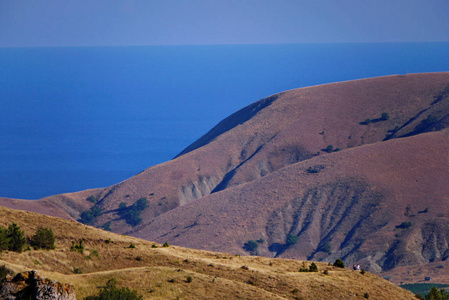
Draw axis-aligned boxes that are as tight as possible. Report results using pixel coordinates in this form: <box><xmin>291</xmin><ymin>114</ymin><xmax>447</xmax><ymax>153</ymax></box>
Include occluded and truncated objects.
<box><xmin>333</xmin><ymin>258</ymin><xmax>345</xmax><ymax>268</ymax></box>
<box><xmin>6</xmin><ymin>223</ymin><xmax>26</xmax><ymax>253</ymax></box>
<box><xmin>309</xmin><ymin>262</ymin><xmax>318</xmax><ymax>272</ymax></box>
<box><xmin>381</xmin><ymin>112</ymin><xmax>390</xmax><ymax>121</ymax></box>
<box><xmin>31</xmin><ymin>227</ymin><xmax>55</xmax><ymax>249</ymax></box>
<box><xmin>286</xmin><ymin>234</ymin><xmax>298</xmax><ymax>246</ymax></box>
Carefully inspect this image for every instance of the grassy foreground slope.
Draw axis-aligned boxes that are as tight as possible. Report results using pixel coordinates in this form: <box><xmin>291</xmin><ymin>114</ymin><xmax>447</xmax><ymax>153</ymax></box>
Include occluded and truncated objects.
<box><xmin>0</xmin><ymin>206</ymin><xmax>415</xmax><ymax>299</ymax></box>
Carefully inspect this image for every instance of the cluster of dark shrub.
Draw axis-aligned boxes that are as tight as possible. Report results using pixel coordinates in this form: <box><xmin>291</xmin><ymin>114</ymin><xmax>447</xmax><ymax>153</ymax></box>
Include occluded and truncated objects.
<box><xmin>321</xmin><ymin>145</ymin><xmax>340</xmax><ymax>153</ymax></box>
<box><xmin>70</xmin><ymin>240</ymin><xmax>84</xmax><ymax>254</ymax></box>
<box><xmin>299</xmin><ymin>262</ymin><xmax>318</xmax><ymax>272</ymax></box>
<box><xmin>333</xmin><ymin>258</ymin><xmax>345</xmax><ymax>268</ymax></box>
<box><xmin>30</xmin><ymin>227</ymin><xmax>55</xmax><ymax>250</ymax></box>
<box><xmin>286</xmin><ymin>233</ymin><xmax>298</xmax><ymax>246</ymax></box>
<box><xmin>0</xmin><ymin>224</ymin><xmax>55</xmax><ymax>253</ymax></box>
<box><xmin>243</xmin><ymin>240</ymin><xmax>259</xmax><ymax>253</ymax></box>
<box><xmin>79</xmin><ymin>206</ymin><xmax>103</xmax><ymax>225</ymax></box>
<box><xmin>84</xmin><ymin>278</ymin><xmax>143</xmax><ymax>300</ymax></box>
<box><xmin>416</xmin><ymin>286</ymin><xmax>449</xmax><ymax>300</ymax></box>
<box><xmin>360</xmin><ymin>112</ymin><xmax>390</xmax><ymax>125</ymax></box>
<box><xmin>118</xmin><ymin>198</ymin><xmax>149</xmax><ymax>227</ymax></box>
<box><xmin>396</xmin><ymin>222</ymin><xmax>412</xmax><ymax>229</ymax></box>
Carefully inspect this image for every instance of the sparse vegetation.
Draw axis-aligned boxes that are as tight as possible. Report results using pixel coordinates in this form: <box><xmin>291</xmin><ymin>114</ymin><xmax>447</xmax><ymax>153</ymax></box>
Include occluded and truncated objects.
<box><xmin>333</xmin><ymin>259</ymin><xmax>345</xmax><ymax>268</ymax></box>
<box><xmin>30</xmin><ymin>227</ymin><xmax>55</xmax><ymax>250</ymax></box>
<box><xmin>86</xmin><ymin>195</ymin><xmax>97</xmax><ymax>203</ymax></box>
<box><xmin>79</xmin><ymin>206</ymin><xmax>103</xmax><ymax>225</ymax></box>
<box><xmin>424</xmin><ymin>286</ymin><xmax>449</xmax><ymax>300</ymax></box>
<box><xmin>361</xmin><ymin>118</ymin><xmax>372</xmax><ymax>125</ymax></box>
<box><xmin>118</xmin><ymin>198</ymin><xmax>148</xmax><ymax>227</ymax></box>
<box><xmin>0</xmin><ymin>223</ymin><xmax>27</xmax><ymax>253</ymax></box>
<box><xmin>307</xmin><ymin>165</ymin><xmax>324</xmax><ymax>173</ymax></box>
<box><xmin>400</xmin><ymin>283</ymin><xmax>449</xmax><ymax>297</ymax></box>
<box><xmin>0</xmin><ymin>265</ymin><xmax>14</xmax><ymax>283</ymax></box>
<box><xmin>321</xmin><ymin>242</ymin><xmax>332</xmax><ymax>254</ymax></box>
<box><xmin>128</xmin><ymin>243</ymin><xmax>136</xmax><ymax>249</ymax></box>
<box><xmin>299</xmin><ymin>262</ymin><xmax>318</xmax><ymax>272</ymax></box>
<box><xmin>71</xmin><ymin>240</ymin><xmax>84</xmax><ymax>254</ymax></box>
<box><xmin>163</xmin><ymin>242</ymin><xmax>169</xmax><ymax>247</ymax></box>
<box><xmin>84</xmin><ymin>278</ymin><xmax>143</xmax><ymax>300</ymax></box>
<box><xmin>103</xmin><ymin>222</ymin><xmax>111</xmax><ymax>231</ymax></box>
<box><xmin>396</xmin><ymin>221</ymin><xmax>412</xmax><ymax>229</ymax></box>
<box><xmin>243</xmin><ymin>240</ymin><xmax>259</xmax><ymax>253</ymax></box>
<box><xmin>286</xmin><ymin>234</ymin><xmax>298</xmax><ymax>246</ymax></box>
<box><xmin>323</xmin><ymin>145</ymin><xmax>334</xmax><ymax>153</ymax></box>
<box><xmin>360</xmin><ymin>112</ymin><xmax>390</xmax><ymax>125</ymax></box>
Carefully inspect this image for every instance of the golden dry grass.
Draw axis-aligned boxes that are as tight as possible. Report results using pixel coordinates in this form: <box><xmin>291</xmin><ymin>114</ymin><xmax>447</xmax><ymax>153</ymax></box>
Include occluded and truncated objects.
<box><xmin>0</xmin><ymin>206</ymin><xmax>415</xmax><ymax>299</ymax></box>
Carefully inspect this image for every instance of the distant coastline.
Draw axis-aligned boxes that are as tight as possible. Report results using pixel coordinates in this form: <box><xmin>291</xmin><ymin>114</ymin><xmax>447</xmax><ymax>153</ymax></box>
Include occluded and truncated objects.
<box><xmin>1</xmin><ymin>42</ymin><xmax>448</xmax><ymax>199</ymax></box>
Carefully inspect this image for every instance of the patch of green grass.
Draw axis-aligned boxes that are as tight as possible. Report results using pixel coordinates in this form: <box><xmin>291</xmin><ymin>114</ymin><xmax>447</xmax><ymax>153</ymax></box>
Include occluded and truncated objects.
<box><xmin>400</xmin><ymin>283</ymin><xmax>449</xmax><ymax>296</ymax></box>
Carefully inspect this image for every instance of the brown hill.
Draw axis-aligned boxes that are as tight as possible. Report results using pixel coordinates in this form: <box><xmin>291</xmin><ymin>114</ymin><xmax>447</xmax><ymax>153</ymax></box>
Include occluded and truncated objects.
<box><xmin>0</xmin><ymin>206</ymin><xmax>415</xmax><ymax>299</ymax></box>
<box><xmin>1</xmin><ymin>72</ymin><xmax>449</xmax><ymax>284</ymax></box>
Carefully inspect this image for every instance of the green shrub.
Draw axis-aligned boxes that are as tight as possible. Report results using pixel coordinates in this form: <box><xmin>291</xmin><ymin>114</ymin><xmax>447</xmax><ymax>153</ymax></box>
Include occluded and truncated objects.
<box><xmin>31</xmin><ymin>227</ymin><xmax>55</xmax><ymax>250</ymax></box>
<box><xmin>118</xmin><ymin>198</ymin><xmax>148</xmax><ymax>227</ymax></box>
<box><xmin>73</xmin><ymin>267</ymin><xmax>83</xmax><ymax>274</ymax></box>
<box><xmin>321</xmin><ymin>242</ymin><xmax>331</xmax><ymax>254</ymax></box>
<box><xmin>243</xmin><ymin>240</ymin><xmax>258</xmax><ymax>252</ymax></box>
<box><xmin>425</xmin><ymin>287</ymin><xmax>449</xmax><ymax>300</ymax></box>
<box><xmin>333</xmin><ymin>259</ymin><xmax>345</xmax><ymax>268</ymax></box>
<box><xmin>323</xmin><ymin>145</ymin><xmax>334</xmax><ymax>153</ymax></box>
<box><xmin>381</xmin><ymin>113</ymin><xmax>390</xmax><ymax>121</ymax></box>
<box><xmin>84</xmin><ymin>278</ymin><xmax>143</xmax><ymax>300</ymax></box>
<box><xmin>71</xmin><ymin>240</ymin><xmax>84</xmax><ymax>254</ymax></box>
<box><xmin>79</xmin><ymin>206</ymin><xmax>103</xmax><ymax>225</ymax></box>
<box><xmin>299</xmin><ymin>262</ymin><xmax>318</xmax><ymax>272</ymax></box>
<box><xmin>0</xmin><ymin>223</ymin><xmax>27</xmax><ymax>253</ymax></box>
<box><xmin>364</xmin><ymin>292</ymin><xmax>370</xmax><ymax>298</ymax></box>
<box><xmin>186</xmin><ymin>276</ymin><xmax>193</xmax><ymax>283</ymax></box>
<box><xmin>86</xmin><ymin>195</ymin><xmax>97</xmax><ymax>203</ymax></box>
<box><xmin>163</xmin><ymin>242</ymin><xmax>169</xmax><ymax>248</ymax></box>
<box><xmin>151</xmin><ymin>244</ymin><xmax>158</xmax><ymax>248</ymax></box>
<box><xmin>0</xmin><ymin>265</ymin><xmax>14</xmax><ymax>283</ymax></box>
<box><xmin>309</xmin><ymin>262</ymin><xmax>318</xmax><ymax>272</ymax></box>
<box><xmin>128</xmin><ymin>243</ymin><xmax>136</xmax><ymax>249</ymax></box>
<box><xmin>396</xmin><ymin>222</ymin><xmax>412</xmax><ymax>229</ymax></box>
<box><xmin>361</xmin><ymin>119</ymin><xmax>371</xmax><ymax>125</ymax></box>
<box><xmin>103</xmin><ymin>222</ymin><xmax>111</xmax><ymax>231</ymax></box>
<box><xmin>286</xmin><ymin>234</ymin><xmax>298</xmax><ymax>246</ymax></box>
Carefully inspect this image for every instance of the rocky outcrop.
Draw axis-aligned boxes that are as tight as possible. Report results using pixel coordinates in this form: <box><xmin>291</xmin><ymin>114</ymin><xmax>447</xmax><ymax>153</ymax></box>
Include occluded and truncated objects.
<box><xmin>0</xmin><ymin>270</ymin><xmax>75</xmax><ymax>300</ymax></box>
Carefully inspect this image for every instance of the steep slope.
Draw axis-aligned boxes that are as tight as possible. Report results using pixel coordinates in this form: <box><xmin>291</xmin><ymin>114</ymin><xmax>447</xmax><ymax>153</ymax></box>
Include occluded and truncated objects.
<box><xmin>0</xmin><ymin>206</ymin><xmax>416</xmax><ymax>299</ymax></box>
<box><xmin>2</xmin><ymin>73</ymin><xmax>448</xmax><ymax>227</ymax></box>
<box><xmin>128</xmin><ymin>129</ymin><xmax>449</xmax><ymax>282</ymax></box>
<box><xmin>1</xmin><ymin>72</ymin><xmax>449</xmax><ymax>284</ymax></box>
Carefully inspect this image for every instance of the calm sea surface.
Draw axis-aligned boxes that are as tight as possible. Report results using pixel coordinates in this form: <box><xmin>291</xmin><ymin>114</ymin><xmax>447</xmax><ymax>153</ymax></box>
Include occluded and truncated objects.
<box><xmin>1</xmin><ymin>43</ymin><xmax>449</xmax><ymax>199</ymax></box>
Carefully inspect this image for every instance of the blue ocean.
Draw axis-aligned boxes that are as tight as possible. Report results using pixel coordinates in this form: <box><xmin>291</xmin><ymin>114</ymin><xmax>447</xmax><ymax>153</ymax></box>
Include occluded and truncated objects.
<box><xmin>1</xmin><ymin>43</ymin><xmax>449</xmax><ymax>199</ymax></box>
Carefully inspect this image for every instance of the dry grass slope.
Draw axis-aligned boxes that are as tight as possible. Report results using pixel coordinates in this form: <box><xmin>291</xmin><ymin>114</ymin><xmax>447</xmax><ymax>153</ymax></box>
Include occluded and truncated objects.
<box><xmin>0</xmin><ymin>206</ymin><xmax>415</xmax><ymax>299</ymax></box>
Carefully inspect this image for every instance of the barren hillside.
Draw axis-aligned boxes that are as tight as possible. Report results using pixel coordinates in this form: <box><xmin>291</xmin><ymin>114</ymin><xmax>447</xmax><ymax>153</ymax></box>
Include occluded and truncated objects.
<box><xmin>1</xmin><ymin>72</ymin><xmax>449</xmax><ymax>284</ymax></box>
<box><xmin>0</xmin><ymin>206</ymin><xmax>416</xmax><ymax>299</ymax></box>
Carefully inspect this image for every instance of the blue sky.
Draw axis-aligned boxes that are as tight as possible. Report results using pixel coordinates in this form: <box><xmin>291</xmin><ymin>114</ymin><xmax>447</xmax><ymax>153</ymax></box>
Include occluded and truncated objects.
<box><xmin>1</xmin><ymin>0</ymin><xmax>448</xmax><ymax>47</ymax></box>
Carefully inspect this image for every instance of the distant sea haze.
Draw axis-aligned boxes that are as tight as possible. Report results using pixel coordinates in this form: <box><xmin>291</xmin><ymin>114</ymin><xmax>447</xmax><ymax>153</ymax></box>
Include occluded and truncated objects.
<box><xmin>1</xmin><ymin>43</ymin><xmax>448</xmax><ymax>199</ymax></box>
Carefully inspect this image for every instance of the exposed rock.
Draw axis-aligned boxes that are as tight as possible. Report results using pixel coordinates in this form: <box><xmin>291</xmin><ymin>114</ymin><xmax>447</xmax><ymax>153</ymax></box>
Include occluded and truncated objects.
<box><xmin>0</xmin><ymin>270</ymin><xmax>75</xmax><ymax>300</ymax></box>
